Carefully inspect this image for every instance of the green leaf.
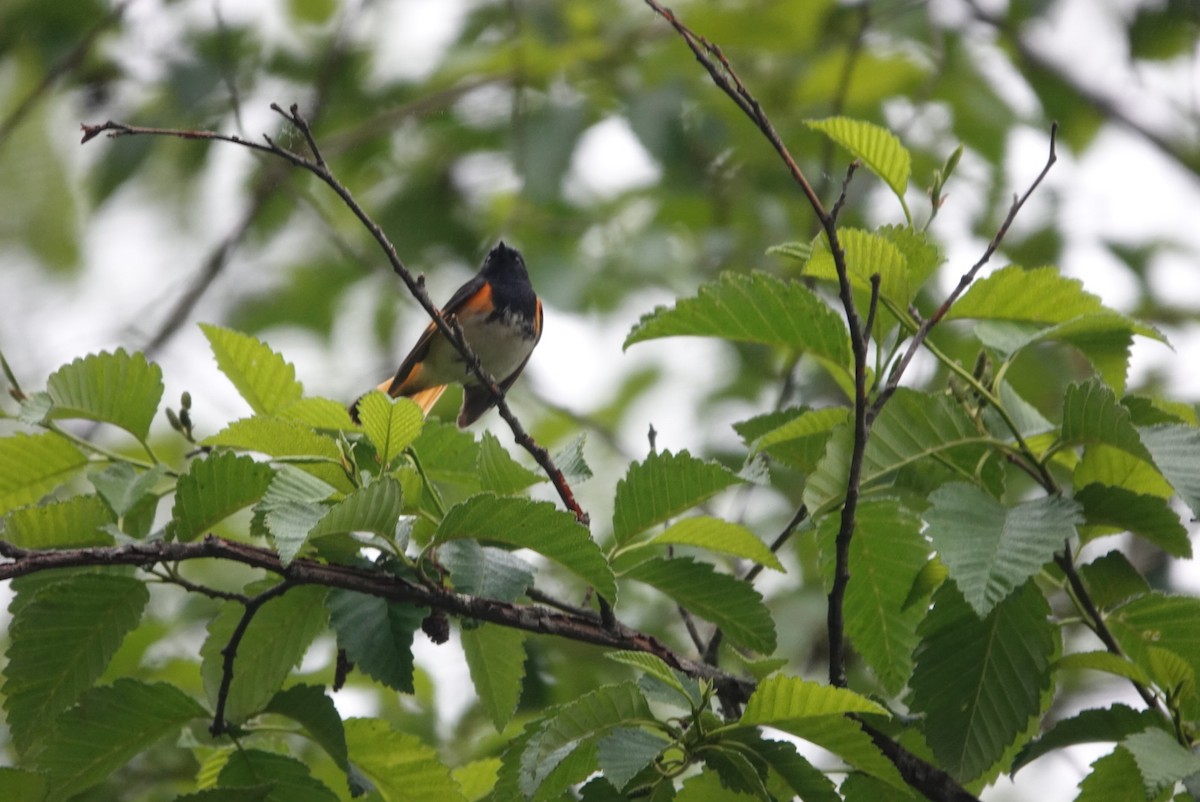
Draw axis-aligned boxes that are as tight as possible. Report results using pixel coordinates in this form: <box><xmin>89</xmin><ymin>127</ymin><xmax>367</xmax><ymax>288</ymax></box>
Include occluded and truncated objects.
<box><xmin>203</xmin><ymin>416</ymin><xmax>351</xmax><ymax>491</ymax></box>
<box><xmin>35</xmin><ymin>679</ymin><xmax>206</xmax><ymax>802</ymax></box>
<box><xmin>0</xmin><ymin>432</ymin><xmax>88</xmax><ymax>515</ymax></box>
<box><xmin>925</xmin><ymin>483</ymin><xmax>1081</xmax><ymax>616</ymax></box>
<box><xmin>1059</xmin><ymin>379</ymin><xmax>1152</xmax><ymax>462</ymax></box>
<box><xmin>453</xmin><ymin>758</ymin><xmax>501</xmax><ymax>802</ymax></box>
<box><xmin>622</xmin><ymin>557</ymin><xmax>775</xmax><ymax>653</ymax></box>
<box><xmin>408</xmin><ymin>420</ymin><xmax>482</xmax><ymax>490</ymax></box>
<box><xmin>218</xmin><ymin>749</ymin><xmax>339</xmax><ymax>802</ymax></box>
<box><xmin>642</xmin><ymin>516</ymin><xmax>783</xmax><ymax>572</ymax></box>
<box><xmin>698</xmin><ymin>742</ymin><xmax>769</xmax><ymax>798</ymax></box>
<box><xmin>740</xmin><ymin>675</ymin><xmax>887</xmax><ymax>724</ymax></box>
<box><xmin>440</xmin><ymin>540</ymin><xmax>536</xmax><ymax>602</ymax></box>
<box><xmin>1076</xmin><ymin>747</ymin><xmax>1147</xmax><ymax>802</ymax></box>
<box><xmin>552</xmin><ymin>433</ymin><xmax>593</xmax><ymax>483</ymax></box>
<box><xmin>2</xmin><ymin>494</ymin><xmax>114</xmax><ymax>547</ymax></box>
<box><xmin>1058</xmin><ymin>650</ymin><xmax>1152</xmax><ymax>687</ymax></box>
<box><xmin>819</xmin><ymin>499</ymin><xmax>929</xmax><ymax>694</ymax></box>
<box><xmin>433</xmin><ymin>493</ymin><xmax>616</xmax><ymax>601</ymax></box>
<box><xmin>1012</xmin><ymin>705</ymin><xmax>1160</xmax><ymax>773</ymax></box>
<box><xmin>90</xmin><ymin>462</ymin><xmax>168</xmax><ymax>517</ymax></box>
<box><xmin>805</xmin><ymin>116</ymin><xmax>911</xmax><ymax>201</ymax></box>
<box><xmin>723</xmin><ymin>732</ymin><xmax>840</xmax><ymax>802</ymax></box>
<box><xmin>1075</xmin><ymin>442</ymin><xmax>1173</xmax><ymax>501</ymax></box>
<box><xmin>596</xmin><ymin>727</ymin><xmax>669</xmax><ymax>791</ymax></box>
<box><xmin>463</xmin><ymin>623</ymin><xmax>527</xmax><ymax>731</ymax></box>
<box><xmin>0</xmin><ymin>767</ymin><xmax>47</xmax><ymax>802</ymax></box>
<box><xmin>264</xmin><ymin>684</ymin><xmax>349</xmax><ymax>773</ymax></box>
<box><xmin>805</xmin><ymin>389</ymin><xmax>994</xmax><ymax>515</ymax></box>
<box><xmin>201</xmin><ymin>324</ymin><xmax>304</xmax><ymax>415</ymax></box>
<box><xmin>948</xmin><ymin>266</ymin><xmax>1107</xmax><ymax>324</ymax></box>
<box><xmin>1076</xmin><ymin>483</ymin><xmax>1189</xmax><ymax>557</ymax></box>
<box><xmin>3</xmin><ymin>574</ymin><xmax>149</xmax><ymax>756</ymax></box>
<box><xmin>1079</xmin><ymin>550</ymin><xmax>1151</xmax><ymax>611</ymax></box>
<box><xmin>277</xmin><ymin>396</ymin><xmax>359</xmax><ymax>431</ymax></box>
<box><xmin>803</xmin><ymin>227</ymin><xmax>910</xmax><ymax>308</ymax></box>
<box><xmin>176</xmin><ymin>788</ymin><xmax>272</xmax><ymax>802</ymax></box>
<box><xmin>605</xmin><ymin>651</ymin><xmax>694</xmax><ymax>707</ymax></box>
<box><xmin>910</xmin><ymin>581</ymin><xmax>1057</xmax><ymax>782</ymax></box>
<box><xmin>623</xmin><ymin>272</ymin><xmax>852</xmax><ymax>391</ymax></box>
<box><xmin>263</xmin><ymin>500</ymin><xmax>326</xmax><ymax>565</ymax></box>
<box><xmin>200</xmin><ymin>585</ymin><xmax>329</xmax><ymax>724</ymax></box>
<box><xmin>1108</xmin><ymin>594</ymin><xmax>1200</xmax><ymax>676</ymax></box>
<box><xmin>765</xmin><ymin>240</ymin><xmax>812</xmax><ymax>263</ymax></box>
<box><xmin>357</xmin><ymin>391</ymin><xmax>423</xmax><ymax>468</ymax></box>
<box><xmin>1137</xmin><ymin>423</ymin><xmax>1200</xmax><ymax>518</ymax></box>
<box><xmin>326</xmin><ymin>588</ymin><xmax>425</xmax><ymax>693</ymax></box>
<box><xmin>311</xmin><ymin>476</ymin><xmax>403</xmax><ymax>539</ymax></box>
<box><xmin>611</xmin><ymin>449</ymin><xmax>743</xmax><ymax>545</ymax></box>
<box><xmin>1123</xmin><ymin>727</ymin><xmax>1200</xmax><ymax>797</ymax></box>
<box><xmin>45</xmin><ymin>349</ymin><xmax>163</xmax><ymax>441</ymax></box>
<box><xmin>168</xmin><ymin>451</ymin><xmax>275</xmax><ymax>542</ymax></box>
<box><xmin>344</xmin><ymin>718</ymin><xmax>467</xmax><ymax>802</ymax></box>
<box><xmin>519</xmin><ymin>683</ymin><xmax>651</xmax><ymax>797</ymax></box>
<box><xmin>478</xmin><ymin>431</ymin><xmax>544</xmax><ymax>494</ymax></box>
<box><xmin>747</xmin><ymin>406</ymin><xmax>848</xmax><ymax>472</ymax></box>
<box><xmin>762</xmin><ymin>714</ymin><xmax>905</xmax><ymax>789</ymax></box>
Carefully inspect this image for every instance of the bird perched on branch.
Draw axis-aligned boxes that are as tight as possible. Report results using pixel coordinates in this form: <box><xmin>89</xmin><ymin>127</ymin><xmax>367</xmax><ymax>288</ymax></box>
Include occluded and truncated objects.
<box><xmin>353</xmin><ymin>242</ymin><xmax>542</xmax><ymax>428</ymax></box>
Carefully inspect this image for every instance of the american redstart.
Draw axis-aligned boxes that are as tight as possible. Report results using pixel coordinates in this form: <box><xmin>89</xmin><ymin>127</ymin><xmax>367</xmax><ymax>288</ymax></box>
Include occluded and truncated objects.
<box><xmin>353</xmin><ymin>242</ymin><xmax>542</xmax><ymax>428</ymax></box>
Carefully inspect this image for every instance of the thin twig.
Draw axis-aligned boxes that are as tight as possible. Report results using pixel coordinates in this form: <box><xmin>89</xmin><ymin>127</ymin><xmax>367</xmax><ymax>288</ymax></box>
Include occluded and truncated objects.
<box><xmin>872</xmin><ymin>123</ymin><xmax>1059</xmax><ymax>420</ymax></box>
<box><xmin>210</xmin><ymin>581</ymin><xmax>295</xmax><ymax>735</ymax></box>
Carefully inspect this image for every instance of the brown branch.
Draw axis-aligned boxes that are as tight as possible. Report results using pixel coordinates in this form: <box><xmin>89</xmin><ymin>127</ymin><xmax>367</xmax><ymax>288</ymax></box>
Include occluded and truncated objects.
<box><xmin>871</xmin><ymin>122</ymin><xmax>1058</xmax><ymax>420</ymax></box>
<box><xmin>210</xmin><ymin>581</ymin><xmax>295</xmax><ymax>736</ymax></box>
<box><xmin>0</xmin><ymin>537</ymin><xmax>747</xmax><ymax>700</ymax></box>
<box><xmin>80</xmin><ymin>105</ymin><xmax>590</xmax><ymax>535</ymax></box>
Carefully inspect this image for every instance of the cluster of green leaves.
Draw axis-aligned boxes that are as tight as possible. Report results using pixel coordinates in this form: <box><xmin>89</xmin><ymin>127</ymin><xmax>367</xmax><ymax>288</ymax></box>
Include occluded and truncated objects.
<box><xmin>0</xmin><ymin>321</ymin><xmax>815</xmax><ymax>800</ymax></box>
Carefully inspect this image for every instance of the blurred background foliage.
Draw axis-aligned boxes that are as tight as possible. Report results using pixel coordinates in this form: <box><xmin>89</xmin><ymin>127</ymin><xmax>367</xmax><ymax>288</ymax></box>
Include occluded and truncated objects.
<box><xmin>1</xmin><ymin>0</ymin><xmax>1199</xmax><ymax>796</ymax></box>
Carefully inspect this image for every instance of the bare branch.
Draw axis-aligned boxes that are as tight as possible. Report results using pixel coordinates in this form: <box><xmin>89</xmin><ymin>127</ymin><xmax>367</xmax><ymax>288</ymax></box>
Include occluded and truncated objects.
<box><xmin>210</xmin><ymin>581</ymin><xmax>295</xmax><ymax>736</ymax></box>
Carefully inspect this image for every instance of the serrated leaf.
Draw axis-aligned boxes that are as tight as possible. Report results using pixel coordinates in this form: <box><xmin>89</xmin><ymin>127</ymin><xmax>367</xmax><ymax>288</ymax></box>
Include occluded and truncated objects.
<box><xmin>596</xmin><ymin>727</ymin><xmax>669</xmax><ymax>791</ymax></box>
<box><xmin>700</xmin><ymin>742</ymin><xmax>770</xmax><ymax>798</ymax></box>
<box><xmin>478</xmin><ymin>431</ymin><xmax>544</xmax><ymax>494</ymax></box>
<box><xmin>203</xmin><ymin>416</ymin><xmax>351</xmax><ymax>491</ymax></box>
<box><xmin>948</xmin><ymin>266</ymin><xmax>1106</xmax><ymax>324</ymax></box>
<box><xmin>46</xmin><ymin>349</ymin><xmax>163</xmax><ymax>441</ymax></box>
<box><xmin>1056</xmin><ymin>651</ymin><xmax>1152</xmax><ymax>685</ymax></box>
<box><xmin>408</xmin><ymin>419</ymin><xmax>483</xmax><ymax>490</ymax></box>
<box><xmin>200</xmin><ymin>585</ymin><xmax>328</xmax><ymax>724</ymax></box>
<box><xmin>433</xmin><ymin>493</ymin><xmax>615</xmax><ymax>601</ymax></box>
<box><xmin>218</xmin><ymin>749</ymin><xmax>339</xmax><ymax>802</ymax></box>
<box><xmin>1075</xmin><ymin>442</ymin><xmax>1173</xmax><ymax>501</ymax></box>
<box><xmin>463</xmin><ymin>624</ymin><xmax>527</xmax><ymax>731</ymax></box>
<box><xmin>740</xmin><ymin>675</ymin><xmax>886</xmax><ymax>724</ymax></box>
<box><xmin>264</xmin><ymin>684</ymin><xmax>349</xmax><ymax>773</ymax></box>
<box><xmin>0</xmin><ymin>432</ymin><xmax>88</xmax><ymax>515</ymax></box>
<box><xmin>612</xmin><ymin>450</ymin><xmax>743</xmax><ymax>545</ymax></box>
<box><xmin>90</xmin><ymin>462</ymin><xmax>168</xmax><ymax>517</ymax></box>
<box><xmin>805</xmin><ymin>116</ymin><xmax>911</xmax><ymax>200</ymax></box>
<box><xmin>1137</xmin><ymin>423</ymin><xmax>1200</xmax><ymax>518</ymax></box>
<box><xmin>453</xmin><ymin>758</ymin><xmax>501</xmax><ymax>802</ymax></box>
<box><xmin>277</xmin><ymin>396</ymin><xmax>359</xmax><ymax>431</ymax></box>
<box><xmin>765</xmin><ymin>241</ymin><xmax>812</xmax><ymax>263</ymax></box>
<box><xmin>622</xmin><ymin>557</ymin><xmax>775</xmax><ymax>653</ymax></box>
<box><xmin>762</xmin><ymin>714</ymin><xmax>905</xmax><ymax>789</ymax></box>
<box><xmin>1076</xmin><ymin>747</ymin><xmax>1146</xmax><ymax>802</ymax></box>
<box><xmin>35</xmin><ymin>680</ymin><xmax>206</xmax><ymax>802</ymax></box>
<box><xmin>168</xmin><ymin>451</ymin><xmax>275</xmax><ymax>542</ymax></box>
<box><xmin>3</xmin><ymin>575</ymin><xmax>149</xmax><ymax>755</ymax></box>
<box><xmin>911</xmin><ymin>581</ymin><xmax>1057</xmax><ymax>782</ymax></box>
<box><xmin>1123</xmin><ymin>728</ymin><xmax>1200</xmax><ymax>797</ymax></box>
<box><xmin>264</xmin><ymin>500</ymin><xmax>327</xmax><ymax>565</ymax></box>
<box><xmin>818</xmin><ymin>499</ymin><xmax>929</xmax><ymax>694</ymax></box>
<box><xmin>311</xmin><ymin>476</ymin><xmax>402</xmax><ymax>539</ymax></box>
<box><xmin>723</xmin><ymin>732</ymin><xmax>840</xmax><ymax>802</ymax></box>
<box><xmin>356</xmin><ymin>392</ymin><xmax>423</xmax><ymax>468</ymax></box>
<box><xmin>201</xmin><ymin>324</ymin><xmax>303</xmax><ymax>415</ymax></box>
<box><xmin>803</xmin><ymin>227</ymin><xmax>910</xmax><ymax>308</ymax></box>
<box><xmin>1059</xmin><ymin>379</ymin><xmax>1153</xmax><ymax>461</ymax></box>
<box><xmin>605</xmin><ymin>651</ymin><xmax>693</xmax><ymax>706</ymax></box>
<box><xmin>1012</xmin><ymin>705</ymin><xmax>1160</xmax><ymax>773</ymax></box>
<box><xmin>643</xmin><ymin>516</ymin><xmax>783</xmax><ymax>572</ymax></box>
<box><xmin>345</xmin><ymin>718</ymin><xmax>467</xmax><ymax>802</ymax></box>
<box><xmin>1108</xmin><ymin>593</ymin><xmax>1200</xmax><ymax>676</ymax></box>
<box><xmin>623</xmin><ymin>272</ymin><xmax>852</xmax><ymax>392</ymax></box>
<box><xmin>804</xmin><ymin>389</ymin><xmax>993</xmax><ymax>515</ymax></box>
<box><xmin>440</xmin><ymin>539</ymin><xmax>536</xmax><ymax>602</ymax></box>
<box><xmin>519</xmin><ymin>683</ymin><xmax>651</xmax><ymax>797</ymax></box>
<box><xmin>749</xmin><ymin>406</ymin><xmax>848</xmax><ymax>471</ymax></box>
<box><xmin>925</xmin><ymin>483</ymin><xmax>1081</xmax><ymax>616</ymax></box>
<box><xmin>1079</xmin><ymin>550</ymin><xmax>1150</xmax><ymax>610</ymax></box>
<box><xmin>3</xmin><ymin>494</ymin><xmax>114</xmax><ymax>547</ymax></box>
<box><xmin>1076</xmin><ymin>483</ymin><xmax>1189</xmax><ymax>557</ymax></box>
<box><xmin>552</xmin><ymin>433</ymin><xmax>593</xmax><ymax>483</ymax></box>
<box><xmin>326</xmin><ymin>589</ymin><xmax>425</xmax><ymax>693</ymax></box>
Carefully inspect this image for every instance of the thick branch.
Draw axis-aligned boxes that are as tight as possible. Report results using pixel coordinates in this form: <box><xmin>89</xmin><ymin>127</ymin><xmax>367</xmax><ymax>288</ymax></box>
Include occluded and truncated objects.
<box><xmin>0</xmin><ymin>537</ymin><xmax>743</xmax><ymax>698</ymax></box>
